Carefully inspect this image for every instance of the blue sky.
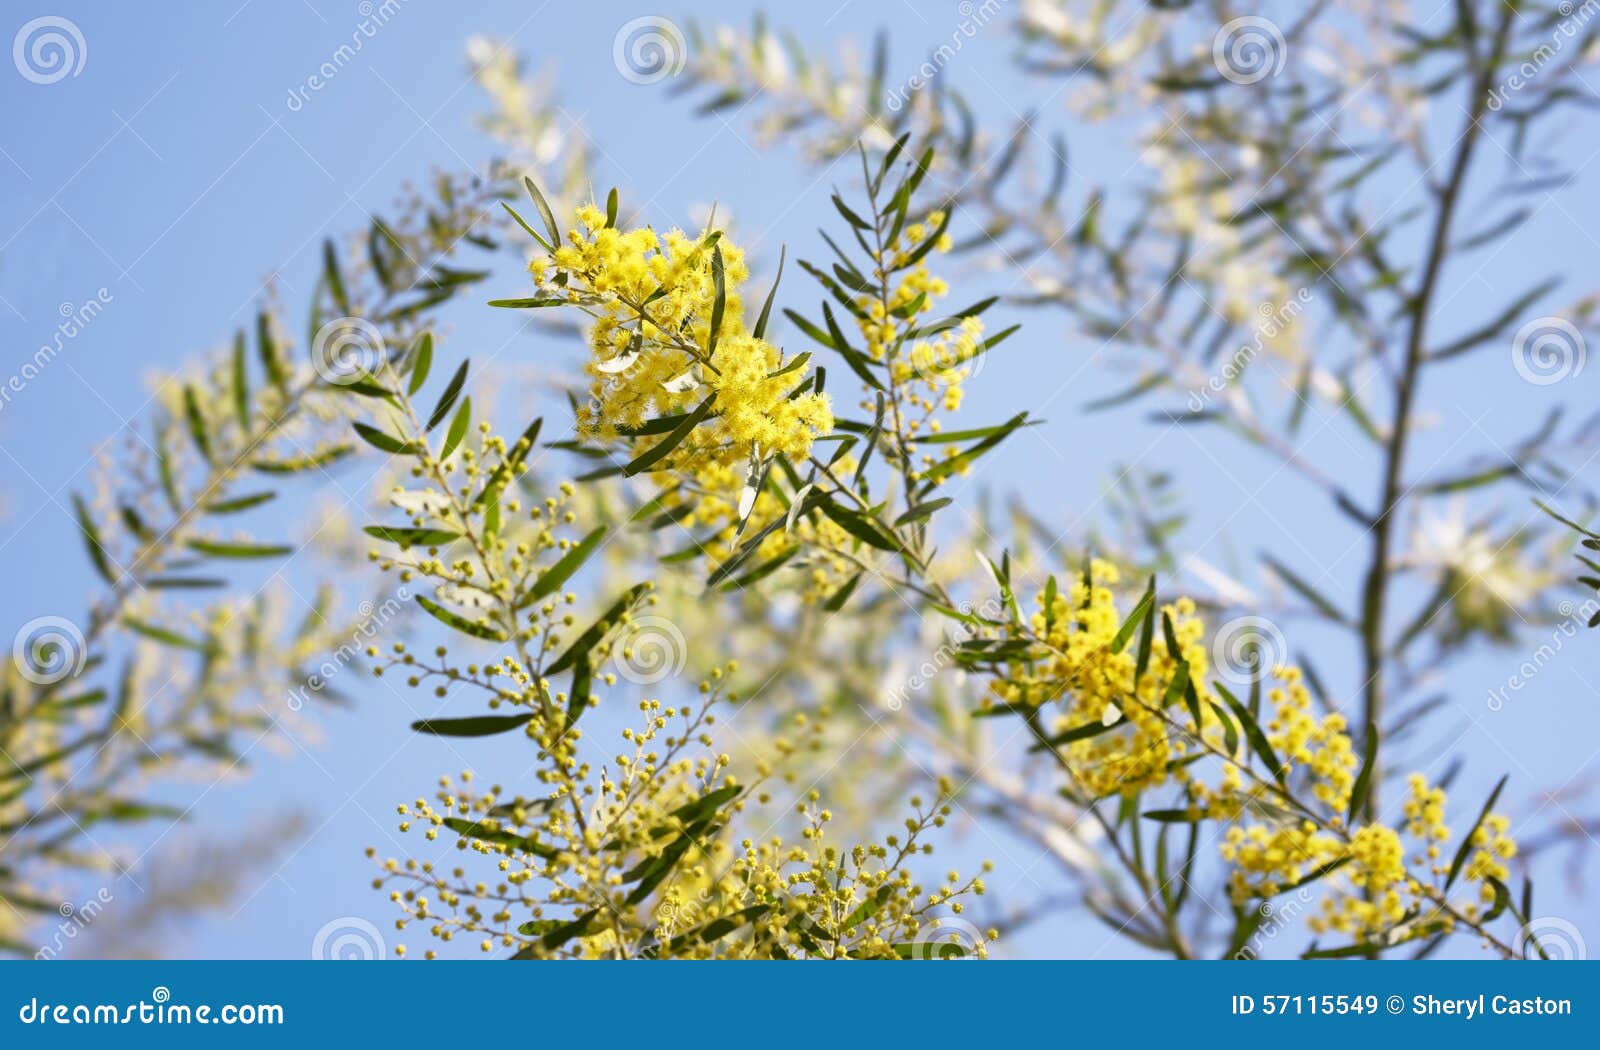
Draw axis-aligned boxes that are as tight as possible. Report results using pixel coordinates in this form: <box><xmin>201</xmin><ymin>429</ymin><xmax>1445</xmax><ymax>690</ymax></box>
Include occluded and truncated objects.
<box><xmin>2</xmin><ymin>1</ymin><xmax>1598</xmax><ymax>959</ymax></box>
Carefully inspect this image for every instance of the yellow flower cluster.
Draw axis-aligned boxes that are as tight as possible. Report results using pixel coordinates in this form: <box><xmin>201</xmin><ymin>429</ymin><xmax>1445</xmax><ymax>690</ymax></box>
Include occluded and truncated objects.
<box><xmin>373</xmin><ymin>667</ymin><xmax>987</xmax><ymax>959</ymax></box>
<box><xmin>370</xmin><ymin>428</ymin><xmax>581</xmax><ymax>643</ymax></box>
<box><xmin>660</xmin><ymin>458</ymin><xmax>859</xmax><ymax>601</ymax></box>
<box><xmin>534</xmin><ymin>206</ymin><xmax>833</xmax><ymax>471</ymax></box>
<box><xmin>983</xmin><ymin>560</ymin><xmax>1209</xmax><ymax>798</ymax></box>
<box><xmin>984</xmin><ymin>566</ymin><xmax>1521</xmax><ymax>949</ymax></box>
<box><xmin>849</xmin><ymin>212</ymin><xmax>986</xmax><ymax>478</ymax></box>
<box><xmin>1262</xmin><ymin>668</ymin><xmax>1358</xmax><ymax>813</ymax></box>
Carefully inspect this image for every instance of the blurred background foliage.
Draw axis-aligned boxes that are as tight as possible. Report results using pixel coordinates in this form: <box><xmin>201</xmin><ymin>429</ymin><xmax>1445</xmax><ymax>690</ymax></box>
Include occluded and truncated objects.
<box><xmin>2</xmin><ymin>0</ymin><xmax>1598</xmax><ymax>958</ymax></box>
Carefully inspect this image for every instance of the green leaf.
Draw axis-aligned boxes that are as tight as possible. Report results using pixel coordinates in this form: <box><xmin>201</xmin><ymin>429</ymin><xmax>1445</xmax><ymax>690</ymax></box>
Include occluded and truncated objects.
<box><xmin>818</xmin><ymin>499</ymin><xmax>903</xmax><ymax>552</ymax></box>
<box><xmin>1261</xmin><ymin>554</ymin><xmax>1348</xmax><ymax>624</ymax></box>
<box><xmin>667</xmin><ymin>784</ymin><xmax>742</xmax><ymax>828</ymax></box>
<box><xmin>524</xmin><ymin>176</ymin><xmax>561</xmax><ymax>249</ymax></box>
<box><xmin>185</xmin><ymin>539</ymin><xmax>292</xmax><ymax>559</ymax></box>
<box><xmin>1483</xmin><ymin>876</ymin><xmax>1513</xmax><ymax>922</ymax></box>
<box><xmin>426</xmin><ymin>360</ymin><xmax>469</xmax><ymax>431</ymax></box>
<box><xmin>752</xmin><ymin>246</ymin><xmax>785</xmax><ymax>341</ymax></box>
<box><xmin>1133</xmin><ymin>584</ymin><xmax>1156</xmax><ymax>686</ymax></box>
<box><xmin>564</xmin><ymin>654</ymin><xmax>593</xmax><ymax>734</ymax></box>
<box><xmin>919</xmin><ymin>412</ymin><xmax>1028</xmax><ymax>484</ymax></box>
<box><xmin>73</xmin><ymin>493</ymin><xmax>116</xmax><ymax>584</ymax></box>
<box><xmin>415</xmin><ymin>594</ymin><xmax>507</xmax><ymax>643</ymax></box>
<box><xmin>1302</xmin><ymin>942</ymin><xmax>1389</xmax><ymax>959</ymax></box>
<box><xmin>664</xmin><ymin>904</ymin><xmax>771</xmax><ymax>952</ymax></box>
<box><xmin>546</xmin><ymin>583</ymin><xmax>650</xmax><ymax>676</ymax></box>
<box><xmin>1112</xmin><ymin>576</ymin><xmax>1156</xmax><ymax>654</ymax></box>
<box><xmin>406</xmin><ymin>331</ymin><xmax>434</xmax><ymax>396</ymax></box>
<box><xmin>443</xmin><ymin>817</ymin><xmax>557</xmax><ymax>858</ymax></box>
<box><xmin>206</xmin><ymin>491</ymin><xmax>276</xmax><ymax>515</ymax></box>
<box><xmin>362</xmin><ymin>526</ymin><xmax>460</xmax><ymax>549</ymax></box>
<box><xmin>323</xmin><ymin>239</ymin><xmax>350</xmax><ymax>315</ymax></box>
<box><xmin>623</xmin><ymin>819</ymin><xmax>716</xmax><ymax>906</ymax></box>
<box><xmin>625</xmin><ymin>394</ymin><xmax>716</xmax><ymax>476</ymax></box>
<box><xmin>707</xmin><ymin>243</ymin><xmax>727</xmax><ymax>356</ymax></box>
<box><xmin>719</xmin><ymin>546</ymin><xmax>797</xmax><ymax>591</ymax></box>
<box><xmin>893</xmin><ymin>498</ymin><xmax>950</xmax><ymax>526</ymax></box>
<box><xmin>831</xmin><ymin>193</ymin><xmax>873</xmax><ymax>231</ymax></box>
<box><xmin>499</xmin><ymin>202</ymin><xmax>551</xmax><ymax>253</ymax></box>
<box><xmin>1161</xmin><ymin>610</ymin><xmax>1182</xmax><ymax>660</ymax></box>
<box><xmin>1162</xmin><ymin>661</ymin><xmax>1193</xmax><ymax>724</ymax></box>
<box><xmin>182</xmin><ymin>384</ymin><xmax>212</xmax><ymax>463</ymax></box>
<box><xmin>1445</xmin><ymin>774</ymin><xmax>1508</xmax><ymax>890</ymax></box>
<box><xmin>1032</xmin><ymin>715</ymin><xmax>1124</xmax><ymax>751</ymax></box>
<box><xmin>487</xmin><ymin>296</ymin><xmax>569</xmax><ymax>309</ymax></box>
<box><xmin>1142</xmin><ymin>808</ymin><xmax>1205</xmax><ymax>823</ymax></box>
<box><xmin>154</xmin><ymin>429</ymin><xmax>181</xmax><ymax>512</ymax></box>
<box><xmin>144</xmin><ymin>576</ymin><xmax>226</xmax><ymax>590</ymax></box>
<box><xmin>1346</xmin><ymin>722</ymin><xmax>1380</xmax><ymax>823</ymax></box>
<box><xmin>440</xmin><ymin>395</ymin><xmax>472</xmax><ymax>461</ymax></box>
<box><xmin>474</xmin><ymin>416</ymin><xmax>543</xmax><ymax>505</ymax></box>
<box><xmin>1215</xmin><ymin>683</ymin><xmax>1285</xmax><ymax>784</ymax></box>
<box><xmin>822</xmin><ymin>303</ymin><xmax>885</xmax><ymax>392</ymax></box>
<box><xmin>352</xmin><ymin>421</ymin><xmax>422</xmax><ymax>456</ymax></box>
<box><xmin>257</xmin><ymin>311</ymin><xmax>285</xmax><ymax>386</ymax></box>
<box><xmin>231</xmin><ymin>331</ymin><xmax>250</xmax><ymax>430</ymax></box>
<box><xmin>781</xmin><ymin>308</ymin><xmax>836</xmax><ymax>350</ymax></box>
<box><xmin>122</xmin><ymin>617</ymin><xmax>209</xmax><ymax>651</ymax></box>
<box><xmin>765</xmin><ymin>351</ymin><xmax>811</xmax><ymax>381</ymax></box>
<box><xmin>522</xmin><ymin>910</ymin><xmax>600</xmax><ymax>955</ymax></box>
<box><xmin>411</xmin><ymin>713</ymin><xmax>532</xmax><ymax>737</ymax></box>
<box><xmin>520</xmin><ymin>526</ymin><xmax>606</xmax><ymax>609</ymax></box>
<box><xmin>250</xmin><ymin>444</ymin><xmax>352</xmax><ymax>473</ymax></box>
